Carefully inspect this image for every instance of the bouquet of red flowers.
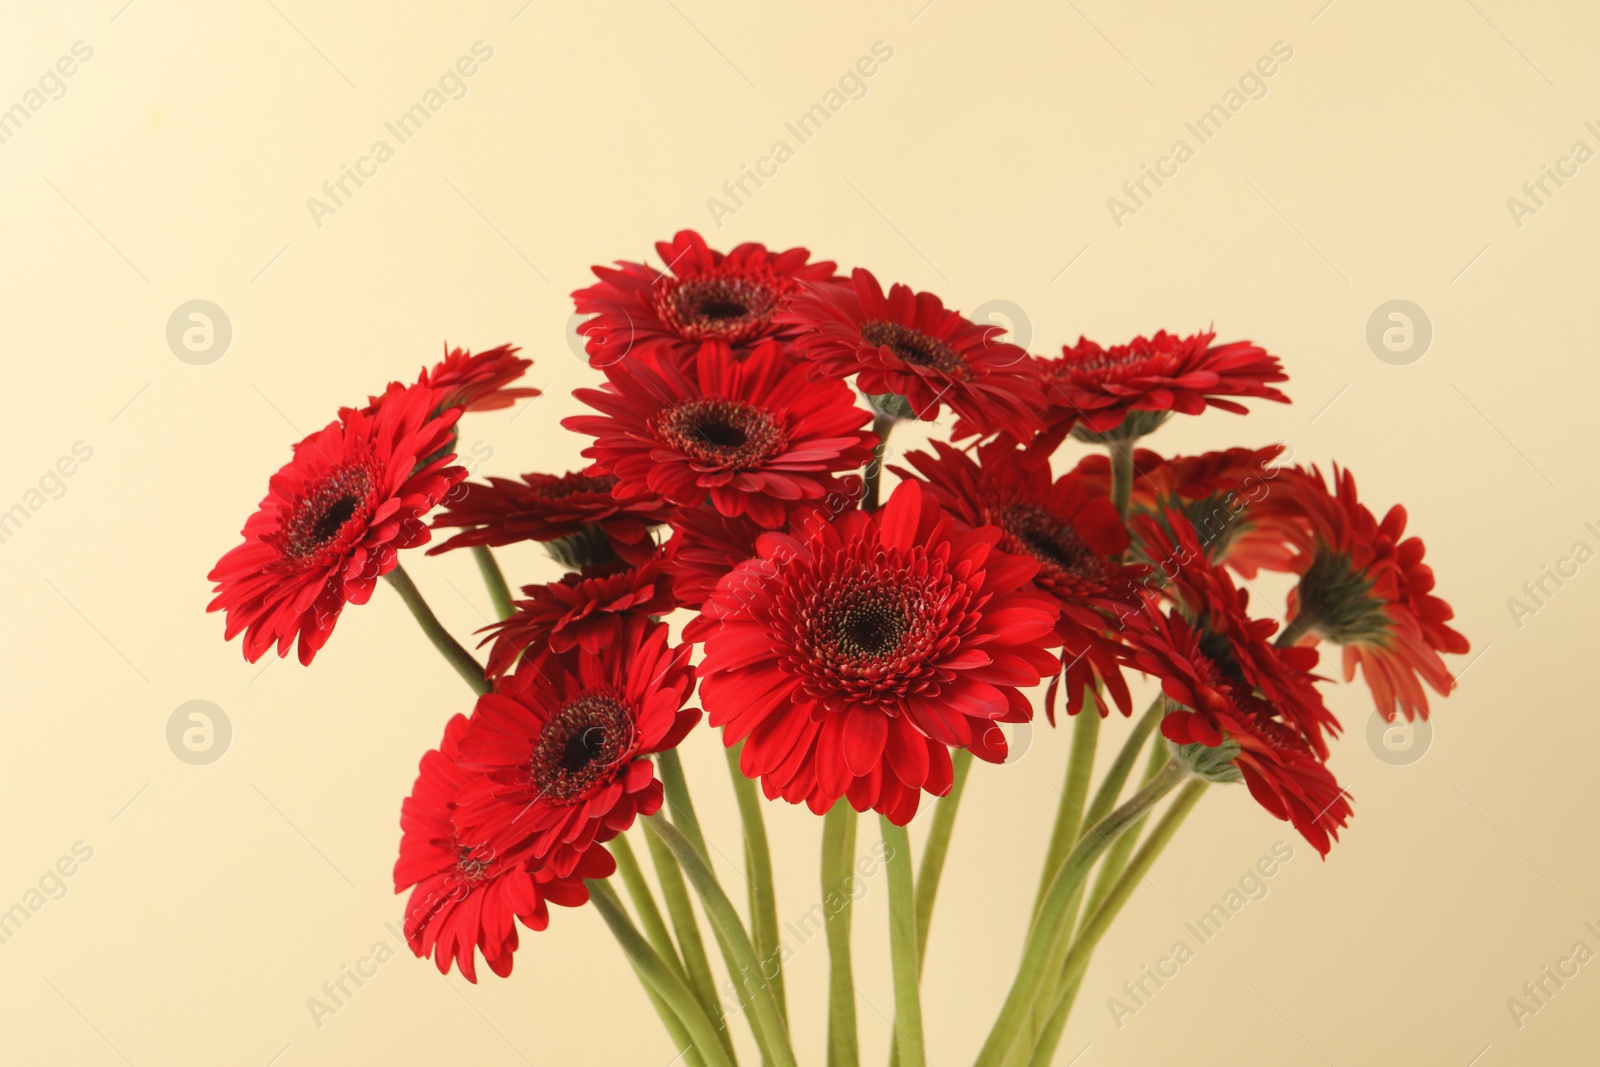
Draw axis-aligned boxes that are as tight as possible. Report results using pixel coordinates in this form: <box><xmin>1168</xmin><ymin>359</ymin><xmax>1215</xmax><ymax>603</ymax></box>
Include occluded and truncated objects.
<box><xmin>207</xmin><ymin>230</ymin><xmax>1467</xmax><ymax>1066</ymax></box>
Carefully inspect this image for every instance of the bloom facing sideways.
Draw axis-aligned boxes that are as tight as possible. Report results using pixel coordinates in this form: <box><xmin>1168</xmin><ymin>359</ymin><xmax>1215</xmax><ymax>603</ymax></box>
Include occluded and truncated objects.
<box><xmin>208</xmin><ymin>383</ymin><xmax>467</xmax><ymax>665</ymax></box>
<box><xmin>394</xmin><ymin>714</ymin><xmax>615</xmax><ymax>982</ymax></box>
<box><xmin>696</xmin><ymin>480</ymin><xmax>1062</xmax><ymax>824</ymax></box>
<box><xmin>1279</xmin><ymin>465</ymin><xmax>1469</xmax><ymax>721</ymax></box>
<box><xmin>895</xmin><ymin>439</ymin><xmax>1145</xmax><ymax>720</ymax></box>
<box><xmin>572</xmin><ymin>230</ymin><xmax>843</xmax><ymax>370</ymax></box>
<box><xmin>1035</xmin><ymin>330</ymin><xmax>1289</xmax><ymax>438</ymax></box>
<box><xmin>454</xmin><ymin>618</ymin><xmax>701</xmax><ymax>874</ymax></box>
<box><xmin>566</xmin><ymin>339</ymin><xmax>876</xmax><ymax>528</ymax></box>
<box><xmin>783</xmin><ymin>268</ymin><xmax>1044</xmax><ymax>439</ymax></box>
<box><xmin>428</xmin><ymin>470</ymin><xmax>666</xmax><ymax>566</ymax></box>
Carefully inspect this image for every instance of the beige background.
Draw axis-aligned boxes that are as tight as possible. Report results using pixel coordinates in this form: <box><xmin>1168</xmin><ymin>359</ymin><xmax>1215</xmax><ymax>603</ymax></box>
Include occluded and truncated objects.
<box><xmin>2</xmin><ymin>0</ymin><xmax>1596</xmax><ymax>1063</ymax></box>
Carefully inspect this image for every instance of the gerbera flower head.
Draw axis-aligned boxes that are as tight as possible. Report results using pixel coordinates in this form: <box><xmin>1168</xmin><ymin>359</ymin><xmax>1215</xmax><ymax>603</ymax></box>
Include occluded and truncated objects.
<box><xmin>565</xmin><ymin>339</ymin><xmax>877</xmax><ymax>528</ymax></box>
<box><xmin>783</xmin><ymin>268</ymin><xmax>1044</xmax><ymax>438</ymax></box>
<box><xmin>428</xmin><ymin>470</ymin><xmax>667</xmax><ymax>567</ymax></box>
<box><xmin>479</xmin><ymin>560</ymin><xmax>678</xmax><ymax>678</ymax></box>
<box><xmin>572</xmin><ymin>230</ymin><xmax>842</xmax><ymax>369</ymax></box>
<box><xmin>208</xmin><ymin>383</ymin><xmax>467</xmax><ymax>665</ymax></box>
<box><xmin>1035</xmin><ymin>330</ymin><xmax>1289</xmax><ymax>439</ymax></box>
<box><xmin>662</xmin><ymin>505</ymin><xmax>769</xmax><ymax>612</ymax></box>
<box><xmin>1279</xmin><ymin>466</ymin><xmax>1469</xmax><ymax>721</ymax></box>
<box><xmin>419</xmin><ymin>343</ymin><xmax>540</xmax><ymax>413</ymax></box>
<box><xmin>696</xmin><ymin>480</ymin><xmax>1062</xmax><ymax>824</ymax></box>
<box><xmin>394</xmin><ymin>713</ymin><xmax>615</xmax><ymax>982</ymax></box>
<box><xmin>454</xmin><ymin>618</ymin><xmax>700</xmax><ymax>873</ymax></box>
<box><xmin>895</xmin><ymin>440</ymin><xmax>1145</xmax><ymax>720</ymax></box>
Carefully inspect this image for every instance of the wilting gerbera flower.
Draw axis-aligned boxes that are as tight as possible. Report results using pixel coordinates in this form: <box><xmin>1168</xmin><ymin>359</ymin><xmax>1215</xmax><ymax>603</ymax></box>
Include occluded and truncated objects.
<box><xmin>572</xmin><ymin>230</ymin><xmax>842</xmax><ymax>369</ymax></box>
<box><xmin>783</xmin><ymin>268</ymin><xmax>1043</xmax><ymax>438</ymax></box>
<box><xmin>479</xmin><ymin>561</ymin><xmax>678</xmax><ymax>678</ymax></box>
<box><xmin>696</xmin><ymin>480</ymin><xmax>1062</xmax><ymax>824</ymax></box>
<box><xmin>394</xmin><ymin>713</ymin><xmax>615</xmax><ymax>982</ymax></box>
<box><xmin>1072</xmin><ymin>445</ymin><xmax>1304</xmax><ymax>579</ymax></box>
<box><xmin>1131</xmin><ymin>512</ymin><xmax>1341</xmax><ymax>758</ymax></box>
<box><xmin>894</xmin><ymin>440</ymin><xmax>1144</xmax><ymax>720</ymax></box>
<box><xmin>208</xmin><ymin>383</ymin><xmax>467</xmax><ymax>665</ymax></box>
<box><xmin>1034</xmin><ymin>330</ymin><xmax>1289</xmax><ymax>439</ymax></box>
<box><xmin>1278</xmin><ymin>466</ymin><xmax>1468</xmax><ymax>721</ymax></box>
<box><xmin>429</xmin><ymin>471</ymin><xmax>666</xmax><ymax>567</ymax></box>
<box><xmin>454</xmin><ymin>619</ymin><xmax>700</xmax><ymax>873</ymax></box>
<box><xmin>565</xmin><ymin>340</ymin><xmax>876</xmax><ymax>528</ymax></box>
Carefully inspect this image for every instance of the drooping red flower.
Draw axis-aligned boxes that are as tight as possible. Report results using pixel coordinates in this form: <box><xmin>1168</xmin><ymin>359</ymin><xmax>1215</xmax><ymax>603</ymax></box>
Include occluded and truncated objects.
<box><xmin>572</xmin><ymin>230</ymin><xmax>843</xmax><ymax>370</ymax></box>
<box><xmin>454</xmin><ymin>619</ymin><xmax>700</xmax><ymax>873</ymax></box>
<box><xmin>696</xmin><ymin>480</ymin><xmax>1062</xmax><ymax>824</ymax></box>
<box><xmin>419</xmin><ymin>343</ymin><xmax>540</xmax><ymax>413</ymax></box>
<box><xmin>394</xmin><ymin>713</ymin><xmax>615</xmax><ymax>982</ymax></box>
<box><xmin>895</xmin><ymin>440</ymin><xmax>1145</xmax><ymax>720</ymax></box>
<box><xmin>1278</xmin><ymin>466</ymin><xmax>1469</xmax><ymax>721</ymax></box>
<box><xmin>428</xmin><ymin>471</ymin><xmax>666</xmax><ymax>566</ymax></box>
<box><xmin>565</xmin><ymin>340</ymin><xmax>876</xmax><ymax>528</ymax></box>
<box><xmin>479</xmin><ymin>560</ymin><xmax>678</xmax><ymax>678</ymax></box>
<box><xmin>208</xmin><ymin>383</ymin><xmax>467</xmax><ymax>665</ymax></box>
<box><xmin>1034</xmin><ymin>330</ymin><xmax>1289</xmax><ymax>437</ymax></box>
<box><xmin>783</xmin><ymin>269</ymin><xmax>1043</xmax><ymax>438</ymax></box>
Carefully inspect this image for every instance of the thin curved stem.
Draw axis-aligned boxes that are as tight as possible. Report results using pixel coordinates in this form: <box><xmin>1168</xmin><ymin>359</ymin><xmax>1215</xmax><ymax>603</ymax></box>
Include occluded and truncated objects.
<box><xmin>725</xmin><ymin>743</ymin><xmax>785</xmax><ymax>1022</ymax></box>
<box><xmin>470</xmin><ymin>545</ymin><xmax>515</xmax><ymax>620</ymax></box>
<box><xmin>647</xmin><ymin>816</ymin><xmax>799</xmax><ymax>1067</ymax></box>
<box><xmin>612</xmin><ymin>834</ymin><xmax>688</xmax><ymax>988</ymax></box>
<box><xmin>974</xmin><ymin>760</ymin><xmax>1189</xmax><ymax>1067</ymax></box>
<box><xmin>862</xmin><ymin>414</ymin><xmax>894</xmax><ymax>512</ymax></box>
<box><xmin>1031</xmin><ymin>702</ymin><xmax>1101</xmax><ymax>925</ymax></box>
<box><xmin>880</xmin><ymin>817</ymin><xmax>925</xmax><ymax>1067</ymax></box>
<box><xmin>588</xmin><ymin>879</ymin><xmax>735</xmax><ymax>1067</ymax></box>
<box><xmin>913</xmin><ymin>747</ymin><xmax>974</xmax><ymax>971</ymax></box>
<box><xmin>821</xmin><ymin>803</ymin><xmax>860</xmax><ymax>1067</ymax></box>
<box><xmin>642</xmin><ymin>821</ymin><xmax>735</xmax><ymax>1064</ymax></box>
<box><xmin>383</xmin><ymin>563</ymin><xmax>488</xmax><ymax>695</ymax></box>
<box><xmin>1110</xmin><ymin>445</ymin><xmax>1135</xmax><ymax>523</ymax></box>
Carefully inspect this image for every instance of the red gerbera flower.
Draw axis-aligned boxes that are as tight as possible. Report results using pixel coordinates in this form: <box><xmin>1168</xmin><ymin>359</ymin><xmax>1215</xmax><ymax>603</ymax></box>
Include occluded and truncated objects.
<box><xmin>479</xmin><ymin>560</ymin><xmax>678</xmax><ymax>678</ymax></box>
<box><xmin>662</xmin><ymin>505</ymin><xmax>768</xmax><ymax>612</ymax></box>
<box><xmin>454</xmin><ymin>619</ymin><xmax>700</xmax><ymax>873</ymax></box>
<box><xmin>208</xmin><ymin>383</ymin><xmax>467</xmax><ymax>665</ymax></box>
<box><xmin>696</xmin><ymin>480</ymin><xmax>1062</xmax><ymax>824</ymax></box>
<box><xmin>428</xmin><ymin>470</ymin><xmax>666</xmax><ymax>566</ymax></box>
<box><xmin>565</xmin><ymin>340</ymin><xmax>876</xmax><ymax>529</ymax></box>
<box><xmin>394</xmin><ymin>713</ymin><xmax>615</xmax><ymax>982</ymax></box>
<box><xmin>572</xmin><ymin>230</ymin><xmax>843</xmax><ymax>369</ymax></box>
<box><xmin>783</xmin><ymin>268</ymin><xmax>1043</xmax><ymax>438</ymax></box>
<box><xmin>420</xmin><ymin>342</ymin><xmax>540</xmax><ymax>412</ymax></box>
<box><xmin>1278</xmin><ymin>466</ymin><xmax>1469</xmax><ymax>721</ymax></box>
<box><xmin>894</xmin><ymin>440</ymin><xmax>1145</xmax><ymax>720</ymax></box>
<box><xmin>1035</xmin><ymin>330</ymin><xmax>1289</xmax><ymax>438</ymax></box>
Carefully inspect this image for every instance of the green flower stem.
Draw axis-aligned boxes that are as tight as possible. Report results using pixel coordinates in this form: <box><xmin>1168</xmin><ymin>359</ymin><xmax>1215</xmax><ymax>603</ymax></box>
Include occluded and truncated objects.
<box><xmin>862</xmin><ymin>414</ymin><xmax>895</xmax><ymax>512</ymax></box>
<box><xmin>383</xmin><ymin>563</ymin><xmax>488</xmax><ymax>695</ymax></box>
<box><xmin>1030</xmin><ymin>701</ymin><xmax>1101</xmax><ymax>925</ymax></box>
<box><xmin>1080</xmin><ymin>722</ymin><xmax>1170</xmax><ymax>924</ymax></box>
<box><xmin>612</xmin><ymin>833</ymin><xmax>688</xmax><ymax>987</ymax></box>
<box><xmin>913</xmin><ymin>747</ymin><xmax>974</xmax><ymax>971</ymax></box>
<box><xmin>974</xmin><ymin>759</ymin><xmax>1189</xmax><ymax>1067</ymax></box>
<box><xmin>1026</xmin><ymin>779</ymin><xmax>1209</xmax><ymax>1067</ymax></box>
<box><xmin>725</xmin><ymin>742</ymin><xmax>785</xmax><ymax>1023</ymax></box>
<box><xmin>880</xmin><ymin>816</ymin><xmax>926</xmax><ymax>1067</ymax></box>
<box><xmin>588</xmin><ymin>879</ymin><xmax>734</xmax><ymax>1067</ymax></box>
<box><xmin>821</xmin><ymin>803</ymin><xmax>860</xmax><ymax>1067</ymax></box>
<box><xmin>1110</xmin><ymin>444</ymin><xmax>1135</xmax><ymax>522</ymax></box>
<box><xmin>470</xmin><ymin>544</ymin><xmax>516</xmax><ymax>620</ymax></box>
<box><xmin>647</xmin><ymin>816</ymin><xmax>799</xmax><ymax>1067</ymax></box>
<box><xmin>642</xmin><ymin>821</ymin><xmax>735</xmax><ymax>1065</ymax></box>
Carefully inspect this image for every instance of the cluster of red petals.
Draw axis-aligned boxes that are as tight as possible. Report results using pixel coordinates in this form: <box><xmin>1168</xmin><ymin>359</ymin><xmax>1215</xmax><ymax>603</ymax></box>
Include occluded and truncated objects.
<box><xmin>1033</xmin><ymin>330</ymin><xmax>1289</xmax><ymax>435</ymax></box>
<box><xmin>208</xmin><ymin>382</ymin><xmax>467</xmax><ymax>665</ymax></box>
<box><xmin>572</xmin><ymin>230</ymin><xmax>842</xmax><ymax>370</ymax></box>
<box><xmin>1276</xmin><ymin>466</ymin><xmax>1470</xmax><ymax>721</ymax></box>
<box><xmin>894</xmin><ymin>440</ymin><xmax>1145</xmax><ymax>720</ymax></box>
<box><xmin>394</xmin><ymin>713</ymin><xmax>616</xmax><ymax>982</ymax></box>
<box><xmin>695</xmin><ymin>480</ymin><xmax>1062</xmax><ymax>824</ymax></box>
<box><xmin>428</xmin><ymin>470</ymin><xmax>666</xmax><ymax>565</ymax></box>
<box><xmin>479</xmin><ymin>560</ymin><xmax>677</xmax><ymax>678</ymax></box>
<box><xmin>783</xmin><ymin>268</ymin><xmax>1044</xmax><ymax>439</ymax></box>
<box><xmin>454</xmin><ymin>618</ymin><xmax>700</xmax><ymax>875</ymax></box>
<box><xmin>566</xmin><ymin>340</ymin><xmax>877</xmax><ymax>528</ymax></box>
<box><xmin>418</xmin><ymin>343</ymin><xmax>541</xmax><ymax>413</ymax></box>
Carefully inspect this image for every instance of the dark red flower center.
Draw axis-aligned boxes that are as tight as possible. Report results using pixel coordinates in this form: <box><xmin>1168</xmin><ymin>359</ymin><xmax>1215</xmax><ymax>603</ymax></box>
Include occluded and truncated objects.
<box><xmin>996</xmin><ymin>504</ymin><xmax>1114</xmax><ymax>587</ymax></box>
<box><xmin>454</xmin><ymin>842</ymin><xmax>496</xmax><ymax>885</ymax></box>
<box><xmin>529</xmin><ymin>692</ymin><xmax>635</xmax><ymax>803</ymax></box>
<box><xmin>654</xmin><ymin>269</ymin><xmax>786</xmax><ymax>343</ymax></box>
<box><xmin>861</xmin><ymin>321</ymin><xmax>968</xmax><ymax>378</ymax></box>
<box><xmin>656</xmin><ymin>398</ymin><xmax>787</xmax><ymax>469</ymax></box>
<box><xmin>540</xmin><ymin>473</ymin><xmax>619</xmax><ymax>500</ymax></box>
<box><xmin>282</xmin><ymin>465</ymin><xmax>376</xmax><ymax>562</ymax></box>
